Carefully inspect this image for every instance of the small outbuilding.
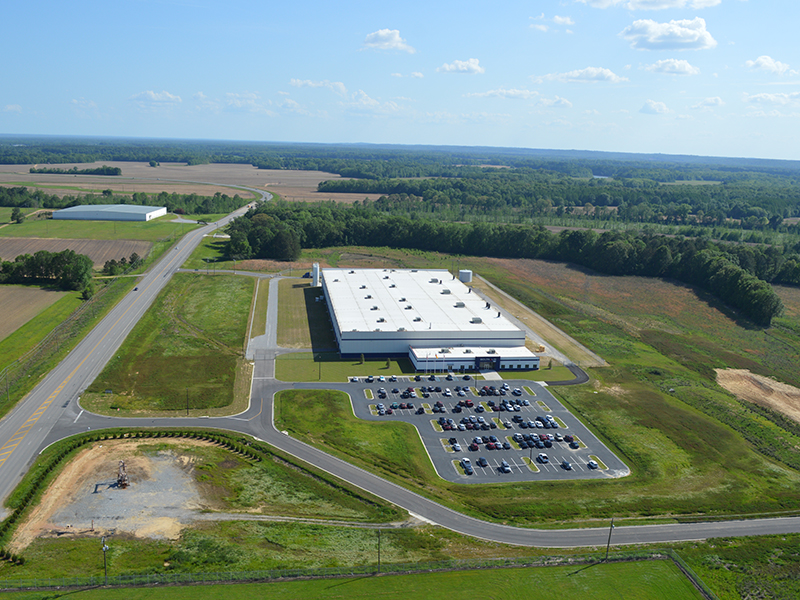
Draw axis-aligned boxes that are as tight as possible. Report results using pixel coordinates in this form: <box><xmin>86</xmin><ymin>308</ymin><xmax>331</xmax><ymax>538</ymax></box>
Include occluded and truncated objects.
<box><xmin>52</xmin><ymin>204</ymin><xmax>167</xmax><ymax>222</ymax></box>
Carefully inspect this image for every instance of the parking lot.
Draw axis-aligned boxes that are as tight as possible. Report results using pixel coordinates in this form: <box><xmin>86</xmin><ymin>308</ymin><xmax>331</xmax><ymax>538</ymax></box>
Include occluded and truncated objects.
<box><xmin>348</xmin><ymin>374</ymin><xmax>629</xmax><ymax>483</ymax></box>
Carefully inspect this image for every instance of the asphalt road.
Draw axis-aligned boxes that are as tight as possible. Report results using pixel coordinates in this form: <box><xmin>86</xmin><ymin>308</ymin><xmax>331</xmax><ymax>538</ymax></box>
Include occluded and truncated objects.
<box><xmin>2</xmin><ymin>186</ymin><xmax>800</xmax><ymax>548</ymax></box>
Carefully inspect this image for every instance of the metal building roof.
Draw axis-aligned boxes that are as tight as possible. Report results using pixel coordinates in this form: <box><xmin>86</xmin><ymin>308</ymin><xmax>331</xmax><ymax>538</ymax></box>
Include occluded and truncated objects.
<box><xmin>55</xmin><ymin>204</ymin><xmax>165</xmax><ymax>215</ymax></box>
<box><xmin>323</xmin><ymin>268</ymin><xmax>522</xmax><ymax>335</ymax></box>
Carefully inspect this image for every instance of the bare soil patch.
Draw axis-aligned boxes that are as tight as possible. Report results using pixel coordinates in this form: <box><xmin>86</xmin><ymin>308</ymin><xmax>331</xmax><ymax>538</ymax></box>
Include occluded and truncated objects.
<box><xmin>0</xmin><ymin>285</ymin><xmax>68</xmax><ymax>342</ymax></box>
<box><xmin>0</xmin><ymin>237</ymin><xmax>151</xmax><ymax>267</ymax></box>
<box><xmin>10</xmin><ymin>439</ymin><xmax>212</xmax><ymax>552</ymax></box>
<box><xmin>716</xmin><ymin>368</ymin><xmax>800</xmax><ymax>424</ymax></box>
<box><xmin>0</xmin><ymin>162</ymin><xmax>382</xmax><ymax>203</ymax></box>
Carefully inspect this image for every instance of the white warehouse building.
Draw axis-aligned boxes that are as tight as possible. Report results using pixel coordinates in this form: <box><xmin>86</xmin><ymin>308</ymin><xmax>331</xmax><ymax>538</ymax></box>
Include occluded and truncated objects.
<box><xmin>53</xmin><ymin>204</ymin><xmax>167</xmax><ymax>222</ymax></box>
<box><xmin>321</xmin><ymin>268</ymin><xmax>539</xmax><ymax>371</ymax></box>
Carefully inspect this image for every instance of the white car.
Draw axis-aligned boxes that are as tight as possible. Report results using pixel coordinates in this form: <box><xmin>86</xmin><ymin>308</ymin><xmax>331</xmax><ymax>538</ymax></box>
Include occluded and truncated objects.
<box><xmin>587</xmin><ymin>460</ymin><xmax>599</xmax><ymax>469</ymax></box>
<box><xmin>378</xmin><ymin>376</ymin><xmax>386</xmax><ymax>382</ymax></box>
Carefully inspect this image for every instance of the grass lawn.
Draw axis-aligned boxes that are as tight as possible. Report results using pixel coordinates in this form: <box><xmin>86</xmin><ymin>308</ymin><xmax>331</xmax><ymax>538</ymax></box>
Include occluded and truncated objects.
<box><xmin>181</xmin><ymin>236</ymin><xmax>236</xmax><ymax>271</ymax></box>
<box><xmin>250</xmin><ymin>278</ymin><xmax>269</xmax><ymax>337</ymax></box>
<box><xmin>1</xmin><ymin>559</ymin><xmax>703</xmax><ymax>599</ymax></box>
<box><xmin>0</xmin><ymin>217</ymin><xmax>196</xmax><ymax>242</ymax></box>
<box><xmin>82</xmin><ymin>273</ymin><xmax>254</xmax><ymax>416</ymax></box>
<box><xmin>277</xmin><ymin>279</ymin><xmax>337</xmax><ymax>349</ymax></box>
<box><xmin>276</xmin><ymin>352</ymin><xmax>415</xmax><ymax>382</ymax></box>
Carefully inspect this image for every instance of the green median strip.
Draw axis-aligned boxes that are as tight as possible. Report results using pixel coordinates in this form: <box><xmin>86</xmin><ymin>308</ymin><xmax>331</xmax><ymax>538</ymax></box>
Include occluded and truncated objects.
<box><xmin>522</xmin><ymin>456</ymin><xmax>541</xmax><ymax>473</ymax></box>
<box><xmin>589</xmin><ymin>454</ymin><xmax>608</xmax><ymax>469</ymax></box>
<box><xmin>365</xmin><ymin>389</ymin><xmax>374</xmax><ymax>400</ymax></box>
<box><xmin>523</xmin><ymin>386</ymin><xmax>536</xmax><ymax>396</ymax></box>
<box><xmin>536</xmin><ymin>400</ymin><xmax>550</xmax><ymax>411</ymax></box>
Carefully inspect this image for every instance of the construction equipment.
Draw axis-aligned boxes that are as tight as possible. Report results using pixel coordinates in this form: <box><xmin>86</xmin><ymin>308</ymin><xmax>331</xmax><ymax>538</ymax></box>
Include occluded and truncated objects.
<box><xmin>117</xmin><ymin>460</ymin><xmax>129</xmax><ymax>489</ymax></box>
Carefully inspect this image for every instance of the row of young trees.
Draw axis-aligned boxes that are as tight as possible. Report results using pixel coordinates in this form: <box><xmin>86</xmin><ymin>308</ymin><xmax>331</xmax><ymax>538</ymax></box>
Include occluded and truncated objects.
<box><xmin>240</xmin><ymin>202</ymin><xmax>786</xmax><ymax>325</ymax></box>
<box><xmin>29</xmin><ymin>165</ymin><xmax>121</xmax><ymax>176</ymax></box>
<box><xmin>0</xmin><ymin>250</ymin><xmax>93</xmax><ymax>291</ymax></box>
<box><xmin>102</xmin><ymin>252</ymin><xmax>142</xmax><ymax>276</ymax></box>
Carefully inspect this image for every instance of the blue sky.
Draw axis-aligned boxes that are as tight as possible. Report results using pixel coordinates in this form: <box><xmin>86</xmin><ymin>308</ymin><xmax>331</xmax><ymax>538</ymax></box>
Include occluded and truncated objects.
<box><xmin>3</xmin><ymin>0</ymin><xmax>799</xmax><ymax>160</ymax></box>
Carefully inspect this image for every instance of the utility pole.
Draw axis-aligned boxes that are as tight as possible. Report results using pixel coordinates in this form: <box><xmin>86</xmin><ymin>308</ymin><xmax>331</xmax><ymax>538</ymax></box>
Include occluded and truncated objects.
<box><xmin>604</xmin><ymin>517</ymin><xmax>615</xmax><ymax>561</ymax></box>
<box><xmin>186</xmin><ymin>388</ymin><xmax>189</xmax><ymax>416</ymax></box>
<box><xmin>101</xmin><ymin>536</ymin><xmax>109</xmax><ymax>585</ymax></box>
<box><xmin>377</xmin><ymin>529</ymin><xmax>381</xmax><ymax>574</ymax></box>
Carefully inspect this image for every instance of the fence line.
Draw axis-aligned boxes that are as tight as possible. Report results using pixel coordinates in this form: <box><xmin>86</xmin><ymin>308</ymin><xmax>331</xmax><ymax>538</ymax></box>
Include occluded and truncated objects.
<box><xmin>0</xmin><ymin>549</ymin><xmax>717</xmax><ymax>594</ymax></box>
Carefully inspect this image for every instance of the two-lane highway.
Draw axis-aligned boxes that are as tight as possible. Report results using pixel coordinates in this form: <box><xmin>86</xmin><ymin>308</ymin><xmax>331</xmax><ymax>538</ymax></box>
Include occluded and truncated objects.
<box><xmin>0</xmin><ymin>203</ymin><xmax>253</xmax><ymax>512</ymax></box>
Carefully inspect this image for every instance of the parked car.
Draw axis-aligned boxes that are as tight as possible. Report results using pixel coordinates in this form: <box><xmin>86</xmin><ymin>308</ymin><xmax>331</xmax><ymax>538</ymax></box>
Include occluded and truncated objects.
<box><xmin>499</xmin><ymin>460</ymin><xmax>512</xmax><ymax>473</ymax></box>
<box><xmin>477</xmin><ymin>456</ymin><xmax>489</xmax><ymax>467</ymax></box>
<box><xmin>562</xmin><ymin>460</ymin><xmax>573</xmax><ymax>470</ymax></box>
<box><xmin>537</xmin><ymin>453</ymin><xmax>549</xmax><ymax>464</ymax></box>
<box><xmin>587</xmin><ymin>459</ymin><xmax>599</xmax><ymax>469</ymax></box>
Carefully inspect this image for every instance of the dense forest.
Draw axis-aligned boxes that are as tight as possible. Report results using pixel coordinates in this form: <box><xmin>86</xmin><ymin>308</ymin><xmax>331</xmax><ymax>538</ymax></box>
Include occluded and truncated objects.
<box><xmin>227</xmin><ymin>202</ymin><xmax>787</xmax><ymax>326</ymax></box>
<box><xmin>0</xmin><ymin>186</ymin><xmax>247</xmax><ymax>215</ymax></box>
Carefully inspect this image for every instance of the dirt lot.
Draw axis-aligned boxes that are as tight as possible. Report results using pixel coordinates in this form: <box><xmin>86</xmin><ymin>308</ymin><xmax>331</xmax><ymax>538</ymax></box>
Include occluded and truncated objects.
<box><xmin>716</xmin><ymin>369</ymin><xmax>800</xmax><ymax>425</ymax></box>
<box><xmin>0</xmin><ymin>237</ymin><xmax>151</xmax><ymax>267</ymax></box>
<box><xmin>10</xmin><ymin>439</ymin><xmax>209</xmax><ymax>552</ymax></box>
<box><xmin>0</xmin><ymin>285</ymin><xmax>69</xmax><ymax>342</ymax></box>
<box><xmin>0</xmin><ymin>162</ymin><xmax>382</xmax><ymax>203</ymax></box>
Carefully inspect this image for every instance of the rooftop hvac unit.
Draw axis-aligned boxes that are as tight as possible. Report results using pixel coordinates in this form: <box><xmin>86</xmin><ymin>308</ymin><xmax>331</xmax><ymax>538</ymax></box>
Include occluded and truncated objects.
<box><xmin>399</xmin><ymin>297</ymin><xmax>406</xmax><ymax>301</ymax></box>
<box><xmin>441</xmin><ymin>289</ymin><xmax>451</xmax><ymax>295</ymax></box>
<box><xmin>377</xmin><ymin>317</ymin><xmax>385</xmax><ymax>323</ymax></box>
<box><xmin>398</xmin><ymin>327</ymin><xmax>406</xmax><ymax>331</ymax></box>
<box><xmin>383</xmin><ymin>276</ymin><xmax>389</xmax><ymax>279</ymax></box>
<box><xmin>471</xmin><ymin>317</ymin><xmax>482</xmax><ymax>324</ymax></box>
<box><xmin>390</xmin><ymin>284</ymin><xmax>396</xmax><ymax>288</ymax></box>
<box><xmin>459</xmin><ymin>269</ymin><xmax>473</xmax><ymax>283</ymax></box>
<box><xmin>371</xmin><ymin>306</ymin><xmax>379</xmax><ymax>310</ymax></box>
<box><xmin>349</xmin><ymin>270</ymin><xmax>355</xmax><ymax>274</ymax></box>
<box><xmin>365</xmin><ymin>295</ymin><xmax>372</xmax><ymax>299</ymax></box>
<box><xmin>414</xmin><ymin>317</ymin><xmax>422</xmax><ymax>322</ymax></box>
<box><xmin>487</xmin><ymin>349</ymin><xmax>496</xmax><ymax>354</ymax></box>
<box><xmin>430</xmin><ymin>278</ymin><xmax>438</xmax><ymax>283</ymax></box>
<box><xmin>455</xmin><ymin>302</ymin><xmax>465</xmax><ymax>308</ymax></box>
<box><xmin>405</xmin><ymin>305</ymin><xmax>413</xmax><ymax>310</ymax></box>
<box><xmin>360</xmin><ymin>285</ymin><xmax>367</xmax><ymax>289</ymax></box>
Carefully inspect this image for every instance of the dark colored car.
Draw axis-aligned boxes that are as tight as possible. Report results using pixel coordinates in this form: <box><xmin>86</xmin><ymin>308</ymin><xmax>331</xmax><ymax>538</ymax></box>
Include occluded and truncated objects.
<box><xmin>477</xmin><ymin>456</ymin><xmax>489</xmax><ymax>467</ymax></box>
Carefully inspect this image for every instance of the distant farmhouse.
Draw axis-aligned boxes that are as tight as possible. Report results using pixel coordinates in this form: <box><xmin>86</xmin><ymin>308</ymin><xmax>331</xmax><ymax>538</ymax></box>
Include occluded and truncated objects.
<box><xmin>52</xmin><ymin>204</ymin><xmax>167</xmax><ymax>222</ymax></box>
<box><xmin>320</xmin><ymin>266</ymin><xmax>539</xmax><ymax>372</ymax></box>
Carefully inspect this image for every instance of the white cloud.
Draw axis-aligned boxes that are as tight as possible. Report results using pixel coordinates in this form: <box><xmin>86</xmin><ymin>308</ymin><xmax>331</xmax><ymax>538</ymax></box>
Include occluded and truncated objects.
<box><xmin>578</xmin><ymin>0</ymin><xmax>720</xmax><ymax>8</ymax></box>
<box><xmin>71</xmin><ymin>98</ymin><xmax>98</xmax><ymax>110</ymax></box>
<box><xmin>363</xmin><ymin>29</ymin><xmax>415</xmax><ymax>53</ymax></box>
<box><xmin>3</xmin><ymin>104</ymin><xmax>22</xmax><ymax>113</ymax></box>
<box><xmin>129</xmin><ymin>90</ymin><xmax>182</xmax><ymax>105</ymax></box>
<box><xmin>531</xmin><ymin>24</ymin><xmax>549</xmax><ymax>32</ymax></box>
<box><xmin>290</xmin><ymin>78</ymin><xmax>348</xmax><ymax>96</ymax></box>
<box><xmin>437</xmin><ymin>58</ymin><xmax>485</xmax><ymax>74</ymax></box>
<box><xmin>640</xmin><ymin>99</ymin><xmax>670</xmax><ymax>113</ymax></box>
<box><xmin>744</xmin><ymin>92</ymin><xmax>800</xmax><ymax>106</ymax></box>
<box><xmin>193</xmin><ymin>92</ymin><xmax>207</xmax><ymax>100</ymax></box>
<box><xmin>553</xmin><ymin>16</ymin><xmax>575</xmax><ymax>25</ymax></box>
<box><xmin>343</xmin><ymin>90</ymin><xmax>400</xmax><ymax>114</ymax></box>
<box><xmin>692</xmin><ymin>96</ymin><xmax>724</xmax><ymax>109</ymax></box>
<box><xmin>467</xmin><ymin>88</ymin><xmax>539</xmax><ymax>100</ymax></box>
<box><xmin>536</xmin><ymin>66</ymin><xmax>628</xmax><ymax>83</ymax></box>
<box><xmin>541</xmin><ymin>96</ymin><xmax>573</xmax><ymax>108</ymax></box>
<box><xmin>620</xmin><ymin>18</ymin><xmax>717</xmax><ymax>51</ymax></box>
<box><xmin>411</xmin><ymin>72</ymin><xmax>424</xmax><ymax>78</ymax></box>
<box><xmin>745</xmin><ymin>55</ymin><xmax>792</xmax><ymax>75</ymax></box>
<box><xmin>645</xmin><ymin>59</ymin><xmax>701</xmax><ymax>75</ymax></box>
<box><xmin>224</xmin><ymin>92</ymin><xmax>274</xmax><ymax>115</ymax></box>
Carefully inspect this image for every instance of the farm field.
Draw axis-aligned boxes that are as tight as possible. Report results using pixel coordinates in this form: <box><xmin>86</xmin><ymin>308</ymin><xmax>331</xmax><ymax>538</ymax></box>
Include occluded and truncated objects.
<box><xmin>0</xmin><ymin>560</ymin><xmax>703</xmax><ymax>599</ymax></box>
<box><xmin>0</xmin><ymin>238</ymin><xmax>150</xmax><ymax>267</ymax></box>
<box><xmin>0</xmin><ymin>162</ymin><xmax>380</xmax><ymax>203</ymax></box>
<box><xmin>0</xmin><ymin>286</ymin><xmax>69</xmax><ymax>343</ymax></box>
<box><xmin>0</xmin><ymin>217</ymin><xmax>193</xmax><ymax>243</ymax></box>
<box><xmin>82</xmin><ymin>273</ymin><xmax>254</xmax><ymax>416</ymax></box>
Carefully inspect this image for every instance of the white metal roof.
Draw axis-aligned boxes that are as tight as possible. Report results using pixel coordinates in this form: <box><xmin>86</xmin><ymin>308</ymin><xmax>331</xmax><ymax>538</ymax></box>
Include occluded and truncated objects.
<box><xmin>409</xmin><ymin>346</ymin><xmax>536</xmax><ymax>360</ymax></box>
<box><xmin>323</xmin><ymin>268</ymin><xmax>522</xmax><ymax>335</ymax></box>
<box><xmin>55</xmin><ymin>204</ymin><xmax>165</xmax><ymax>215</ymax></box>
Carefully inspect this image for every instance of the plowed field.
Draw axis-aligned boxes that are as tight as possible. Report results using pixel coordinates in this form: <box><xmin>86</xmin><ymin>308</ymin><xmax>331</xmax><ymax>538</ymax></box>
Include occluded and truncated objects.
<box><xmin>0</xmin><ymin>286</ymin><xmax>68</xmax><ymax>342</ymax></box>
<box><xmin>0</xmin><ymin>238</ymin><xmax>150</xmax><ymax>267</ymax></box>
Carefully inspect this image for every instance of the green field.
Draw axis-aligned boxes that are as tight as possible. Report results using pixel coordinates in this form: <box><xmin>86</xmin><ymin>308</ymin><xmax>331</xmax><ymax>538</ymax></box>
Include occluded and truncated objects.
<box><xmin>0</xmin><ymin>217</ymin><xmax>196</xmax><ymax>242</ymax></box>
<box><xmin>1</xmin><ymin>559</ymin><xmax>703</xmax><ymax>599</ymax></box>
<box><xmin>0</xmin><ymin>207</ymin><xmax>39</xmax><ymax>223</ymax></box>
<box><xmin>82</xmin><ymin>273</ymin><xmax>254</xmax><ymax>415</ymax></box>
<box><xmin>181</xmin><ymin>235</ymin><xmax>236</xmax><ymax>270</ymax></box>
<box><xmin>276</xmin><ymin>279</ymin><xmax>336</xmax><ymax>349</ymax></box>
<box><xmin>250</xmin><ymin>278</ymin><xmax>269</xmax><ymax>337</ymax></box>
<box><xmin>276</xmin><ymin>353</ymin><xmax>414</xmax><ymax>382</ymax></box>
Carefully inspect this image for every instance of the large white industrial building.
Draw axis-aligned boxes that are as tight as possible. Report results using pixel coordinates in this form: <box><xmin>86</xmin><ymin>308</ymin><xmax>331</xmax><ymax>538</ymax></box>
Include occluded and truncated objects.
<box><xmin>53</xmin><ymin>204</ymin><xmax>167</xmax><ymax>222</ymax></box>
<box><xmin>321</xmin><ymin>267</ymin><xmax>538</xmax><ymax>372</ymax></box>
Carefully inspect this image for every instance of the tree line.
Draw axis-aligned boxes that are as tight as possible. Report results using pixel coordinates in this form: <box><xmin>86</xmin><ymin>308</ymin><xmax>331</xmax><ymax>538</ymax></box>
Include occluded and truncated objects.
<box><xmin>231</xmin><ymin>202</ymin><xmax>787</xmax><ymax>326</ymax></box>
<box><xmin>0</xmin><ymin>186</ymin><xmax>247</xmax><ymax>215</ymax></box>
<box><xmin>29</xmin><ymin>165</ymin><xmax>121</xmax><ymax>176</ymax></box>
<box><xmin>0</xmin><ymin>250</ymin><xmax>93</xmax><ymax>292</ymax></box>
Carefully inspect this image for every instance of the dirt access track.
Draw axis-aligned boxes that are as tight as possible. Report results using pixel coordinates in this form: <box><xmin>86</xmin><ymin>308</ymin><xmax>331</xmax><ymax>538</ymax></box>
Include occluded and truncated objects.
<box><xmin>716</xmin><ymin>368</ymin><xmax>800</xmax><ymax>424</ymax></box>
<box><xmin>0</xmin><ymin>161</ymin><xmax>383</xmax><ymax>204</ymax></box>
<box><xmin>10</xmin><ymin>439</ymin><xmax>210</xmax><ymax>552</ymax></box>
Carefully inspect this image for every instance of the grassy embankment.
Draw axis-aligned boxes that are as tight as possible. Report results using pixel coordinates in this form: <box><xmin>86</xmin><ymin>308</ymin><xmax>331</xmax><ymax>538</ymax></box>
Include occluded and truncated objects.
<box><xmin>0</xmin><ymin>560</ymin><xmax>703</xmax><ymax>600</ymax></box>
<box><xmin>82</xmin><ymin>273</ymin><xmax>253</xmax><ymax>416</ymax></box>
